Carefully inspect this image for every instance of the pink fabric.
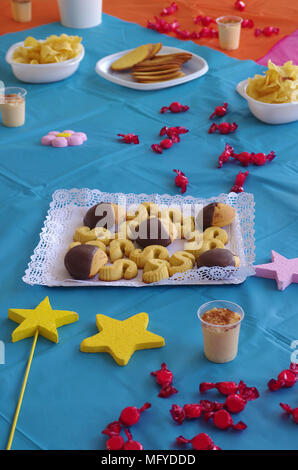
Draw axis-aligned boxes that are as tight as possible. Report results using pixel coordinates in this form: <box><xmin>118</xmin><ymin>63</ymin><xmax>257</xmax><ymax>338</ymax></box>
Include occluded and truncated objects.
<box><xmin>257</xmin><ymin>29</ymin><xmax>298</xmax><ymax>66</ymax></box>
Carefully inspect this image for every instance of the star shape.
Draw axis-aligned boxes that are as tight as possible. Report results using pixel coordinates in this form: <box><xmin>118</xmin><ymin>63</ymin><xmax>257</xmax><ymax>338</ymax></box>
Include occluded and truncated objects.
<box><xmin>80</xmin><ymin>312</ymin><xmax>165</xmax><ymax>366</ymax></box>
<box><xmin>254</xmin><ymin>250</ymin><xmax>298</xmax><ymax>291</ymax></box>
<box><xmin>8</xmin><ymin>296</ymin><xmax>79</xmax><ymax>343</ymax></box>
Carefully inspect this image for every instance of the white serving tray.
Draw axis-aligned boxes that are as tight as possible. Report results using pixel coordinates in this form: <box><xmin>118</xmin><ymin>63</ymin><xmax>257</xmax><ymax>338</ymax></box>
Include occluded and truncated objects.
<box><xmin>95</xmin><ymin>46</ymin><xmax>208</xmax><ymax>91</ymax></box>
<box><xmin>23</xmin><ymin>189</ymin><xmax>255</xmax><ymax>287</ymax></box>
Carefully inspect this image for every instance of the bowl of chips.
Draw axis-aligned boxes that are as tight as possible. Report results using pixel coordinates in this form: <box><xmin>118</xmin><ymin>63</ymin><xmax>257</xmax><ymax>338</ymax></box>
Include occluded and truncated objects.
<box><xmin>5</xmin><ymin>34</ymin><xmax>84</xmax><ymax>84</ymax></box>
<box><xmin>236</xmin><ymin>61</ymin><xmax>298</xmax><ymax>124</ymax></box>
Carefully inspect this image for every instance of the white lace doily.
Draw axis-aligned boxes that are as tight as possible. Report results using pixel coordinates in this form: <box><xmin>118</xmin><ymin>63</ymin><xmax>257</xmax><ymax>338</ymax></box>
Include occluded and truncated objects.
<box><xmin>23</xmin><ymin>189</ymin><xmax>255</xmax><ymax>287</ymax></box>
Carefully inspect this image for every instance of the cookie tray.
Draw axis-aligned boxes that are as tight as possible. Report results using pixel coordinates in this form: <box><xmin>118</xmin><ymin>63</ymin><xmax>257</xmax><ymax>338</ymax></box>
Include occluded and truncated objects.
<box><xmin>23</xmin><ymin>188</ymin><xmax>255</xmax><ymax>287</ymax></box>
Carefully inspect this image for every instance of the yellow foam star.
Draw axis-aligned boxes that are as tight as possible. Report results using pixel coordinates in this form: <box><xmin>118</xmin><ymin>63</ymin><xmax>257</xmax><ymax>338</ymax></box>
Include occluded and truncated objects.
<box><xmin>8</xmin><ymin>296</ymin><xmax>79</xmax><ymax>343</ymax></box>
<box><xmin>80</xmin><ymin>312</ymin><xmax>165</xmax><ymax>366</ymax></box>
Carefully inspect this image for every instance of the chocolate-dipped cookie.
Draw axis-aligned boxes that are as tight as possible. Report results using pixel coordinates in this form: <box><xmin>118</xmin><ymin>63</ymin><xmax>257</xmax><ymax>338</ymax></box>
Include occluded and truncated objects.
<box><xmin>197</xmin><ymin>248</ymin><xmax>240</xmax><ymax>268</ymax></box>
<box><xmin>64</xmin><ymin>244</ymin><xmax>108</xmax><ymax>280</ymax></box>
<box><xmin>199</xmin><ymin>202</ymin><xmax>236</xmax><ymax>230</ymax></box>
<box><xmin>83</xmin><ymin>203</ymin><xmax>125</xmax><ymax>230</ymax></box>
<box><xmin>135</xmin><ymin>217</ymin><xmax>172</xmax><ymax>248</ymax></box>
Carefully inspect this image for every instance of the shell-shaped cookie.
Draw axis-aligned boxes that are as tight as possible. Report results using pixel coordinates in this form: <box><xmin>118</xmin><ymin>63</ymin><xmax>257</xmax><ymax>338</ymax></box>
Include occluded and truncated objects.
<box><xmin>109</xmin><ymin>239</ymin><xmax>135</xmax><ymax>262</ymax></box>
<box><xmin>188</xmin><ymin>239</ymin><xmax>225</xmax><ymax>258</ymax></box>
<box><xmin>169</xmin><ymin>251</ymin><xmax>195</xmax><ymax>276</ymax></box>
<box><xmin>142</xmin><ymin>259</ymin><xmax>170</xmax><ymax>284</ymax></box>
<box><xmin>68</xmin><ymin>240</ymin><xmax>107</xmax><ymax>252</ymax></box>
<box><xmin>118</xmin><ymin>220</ymin><xmax>139</xmax><ymax>241</ymax></box>
<box><xmin>203</xmin><ymin>226</ymin><xmax>228</xmax><ymax>245</ymax></box>
<box><xmin>99</xmin><ymin>259</ymin><xmax>138</xmax><ymax>281</ymax></box>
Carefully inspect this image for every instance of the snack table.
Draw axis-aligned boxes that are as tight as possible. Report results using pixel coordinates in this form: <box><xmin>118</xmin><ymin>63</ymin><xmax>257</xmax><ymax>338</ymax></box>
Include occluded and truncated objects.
<box><xmin>0</xmin><ymin>13</ymin><xmax>298</xmax><ymax>451</ymax></box>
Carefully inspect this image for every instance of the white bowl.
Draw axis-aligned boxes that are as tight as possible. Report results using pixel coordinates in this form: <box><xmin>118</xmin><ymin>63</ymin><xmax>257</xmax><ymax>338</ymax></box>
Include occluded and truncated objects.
<box><xmin>236</xmin><ymin>79</ymin><xmax>298</xmax><ymax>125</ymax></box>
<box><xmin>5</xmin><ymin>41</ymin><xmax>85</xmax><ymax>84</ymax></box>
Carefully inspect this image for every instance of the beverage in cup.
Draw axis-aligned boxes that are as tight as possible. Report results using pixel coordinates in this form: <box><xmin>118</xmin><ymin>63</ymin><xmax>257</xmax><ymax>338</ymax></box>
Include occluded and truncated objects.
<box><xmin>0</xmin><ymin>87</ymin><xmax>27</xmax><ymax>128</ymax></box>
<box><xmin>198</xmin><ymin>300</ymin><xmax>244</xmax><ymax>363</ymax></box>
<box><xmin>216</xmin><ymin>16</ymin><xmax>243</xmax><ymax>50</ymax></box>
<box><xmin>11</xmin><ymin>0</ymin><xmax>32</xmax><ymax>23</ymax></box>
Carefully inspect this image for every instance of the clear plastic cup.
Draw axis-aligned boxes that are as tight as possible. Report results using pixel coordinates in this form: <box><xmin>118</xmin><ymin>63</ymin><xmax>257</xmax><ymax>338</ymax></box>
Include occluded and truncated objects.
<box><xmin>58</xmin><ymin>0</ymin><xmax>102</xmax><ymax>28</ymax></box>
<box><xmin>11</xmin><ymin>0</ymin><xmax>32</xmax><ymax>23</ymax></box>
<box><xmin>0</xmin><ymin>87</ymin><xmax>27</xmax><ymax>128</ymax></box>
<box><xmin>216</xmin><ymin>16</ymin><xmax>243</xmax><ymax>50</ymax></box>
<box><xmin>198</xmin><ymin>300</ymin><xmax>244</xmax><ymax>363</ymax></box>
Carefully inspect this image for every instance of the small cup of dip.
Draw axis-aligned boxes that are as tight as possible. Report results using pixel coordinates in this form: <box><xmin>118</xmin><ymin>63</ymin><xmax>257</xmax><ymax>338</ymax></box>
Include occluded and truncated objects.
<box><xmin>0</xmin><ymin>87</ymin><xmax>27</xmax><ymax>128</ymax></box>
<box><xmin>11</xmin><ymin>0</ymin><xmax>32</xmax><ymax>23</ymax></box>
<box><xmin>216</xmin><ymin>16</ymin><xmax>243</xmax><ymax>50</ymax></box>
<box><xmin>198</xmin><ymin>300</ymin><xmax>244</xmax><ymax>363</ymax></box>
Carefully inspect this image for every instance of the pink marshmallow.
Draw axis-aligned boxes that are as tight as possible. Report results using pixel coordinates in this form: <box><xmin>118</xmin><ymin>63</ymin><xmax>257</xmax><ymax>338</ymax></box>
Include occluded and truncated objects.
<box><xmin>48</xmin><ymin>131</ymin><xmax>60</xmax><ymax>135</ymax></box>
<box><xmin>41</xmin><ymin>135</ymin><xmax>56</xmax><ymax>146</ymax></box>
<box><xmin>63</xmin><ymin>130</ymin><xmax>75</xmax><ymax>134</ymax></box>
<box><xmin>68</xmin><ymin>134</ymin><xmax>83</xmax><ymax>146</ymax></box>
<box><xmin>74</xmin><ymin>132</ymin><xmax>87</xmax><ymax>141</ymax></box>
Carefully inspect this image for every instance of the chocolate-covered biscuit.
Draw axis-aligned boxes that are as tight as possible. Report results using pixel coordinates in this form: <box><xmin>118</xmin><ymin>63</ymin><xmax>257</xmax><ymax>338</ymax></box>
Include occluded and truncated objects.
<box><xmin>199</xmin><ymin>202</ymin><xmax>236</xmax><ymax>230</ymax></box>
<box><xmin>83</xmin><ymin>202</ymin><xmax>121</xmax><ymax>230</ymax></box>
<box><xmin>197</xmin><ymin>248</ymin><xmax>239</xmax><ymax>268</ymax></box>
<box><xmin>64</xmin><ymin>244</ymin><xmax>108</xmax><ymax>280</ymax></box>
<box><xmin>136</xmin><ymin>217</ymin><xmax>171</xmax><ymax>248</ymax></box>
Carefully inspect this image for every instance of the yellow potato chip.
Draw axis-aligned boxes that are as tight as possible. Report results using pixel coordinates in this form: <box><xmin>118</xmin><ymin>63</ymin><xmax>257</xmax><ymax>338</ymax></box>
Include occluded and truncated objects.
<box><xmin>247</xmin><ymin>60</ymin><xmax>298</xmax><ymax>103</ymax></box>
<box><xmin>12</xmin><ymin>34</ymin><xmax>82</xmax><ymax>65</ymax></box>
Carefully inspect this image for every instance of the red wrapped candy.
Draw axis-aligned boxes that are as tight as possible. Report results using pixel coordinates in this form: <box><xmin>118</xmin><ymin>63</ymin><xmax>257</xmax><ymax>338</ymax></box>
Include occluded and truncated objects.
<box><xmin>160</xmin><ymin>138</ymin><xmax>173</xmax><ymax>149</ymax></box>
<box><xmin>184</xmin><ymin>403</ymin><xmax>203</xmax><ymax>419</ymax></box>
<box><xmin>123</xmin><ymin>429</ymin><xmax>143</xmax><ymax>450</ymax></box>
<box><xmin>209</xmin><ymin>122</ymin><xmax>238</xmax><ymax>134</ymax></box>
<box><xmin>147</xmin><ymin>16</ymin><xmax>180</xmax><ymax>34</ymax></box>
<box><xmin>160</xmin><ymin>126</ymin><xmax>189</xmax><ymax>137</ymax></box>
<box><xmin>234</xmin><ymin>0</ymin><xmax>246</xmax><ymax>11</ymax></box>
<box><xmin>117</xmin><ymin>133</ymin><xmax>139</xmax><ymax>144</ymax></box>
<box><xmin>151</xmin><ymin>144</ymin><xmax>163</xmax><ymax>154</ymax></box>
<box><xmin>170</xmin><ymin>404</ymin><xmax>185</xmax><ymax>425</ymax></box>
<box><xmin>177</xmin><ymin>433</ymin><xmax>221</xmax><ymax>450</ymax></box>
<box><xmin>218</xmin><ymin>143</ymin><xmax>234</xmax><ymax>168</ymax></box>
<box><xmin>199</xmin><ymin>381</ymin><xmax>238</xmax><ymax>395</ymax></box>
<box><xmin>254</xmin><ymin>26</ymin><xmax>279</xmax><ymax>37</ymax></box>
<box><xmin>119</xmin><ymin>402</ymin><xmax>151</xmax><ymax>426</ymax></box>
<box><xmin>106</xmin><ymin>434</ymin><xmax>124</xmax><ymax>450</ymax></box>
<box><xmin>225</xmin><ymin>394</ymin><xmax>247</xmax><ymax>413</ymax></box>
<box><xmin>102</xmin><ymin>420</ymin><xmax>122</xmax><ymax>437</ymax></box>
<box><xmin>207</xmin><ymin>409</ymin><xmax>247</xmax><ymax>431</ymax></box>
<box><xmin>268</xmin><ymin>363</ymin><xmax>298</xmax><ymax>391</ymax></box>
<box><xmin>280</xmin><ymin>403</ymin><xmax>298</xmax><ymax>424</ymax></box>
<box><xmin>175</xmin><ymin>29</ymin><xmax>191</xmax><ymax>40</ymax></box>
<box><xmin>194</xmin><ymin>15</ymin><xmax>215</xmax><ymax>26</ymax></box>
<box><xmin>160</xmin><ymin>2</ymin><xmax>178</xmax><ymax>16</ymax></box>
<box><xmin>160</xmin><ymin>102</ymin><xmax>189</xmax><ymax>113</ymax></box>
<box><xmin>231</xmin><ymin>170</ymin><xmax>249</xmax><ymax>193</ymax></box>
<box><xmin>242</xmin><ymin>19</ymin><xmax>254</xmax><ymax>28</ymax></box>
<box><xmin>173</xmin><ymin>169</ymin><xmax>188</xmax><ymax>194</ymax></box>
<box><xmin>209</xmin><ymin>102</ymin><xmax>228</xmax><ymax>119</ymax></box>
<box><xmin>151</xmin><ymin>362</ymin><xmax>178</xmax><ymax>398</ymax></box>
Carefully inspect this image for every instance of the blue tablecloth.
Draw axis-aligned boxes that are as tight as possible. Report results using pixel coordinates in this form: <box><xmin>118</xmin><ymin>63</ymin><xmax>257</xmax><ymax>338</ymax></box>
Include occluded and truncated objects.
<box><xmin>0</xmin><ymin>14</ymin><xmax>297</xmax><ymax>450</ymax></box>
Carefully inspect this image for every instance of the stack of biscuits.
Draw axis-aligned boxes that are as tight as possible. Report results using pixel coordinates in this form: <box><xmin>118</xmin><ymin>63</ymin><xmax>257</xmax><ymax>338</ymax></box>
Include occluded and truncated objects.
<box><xmin>111</xmin><ymin>43</ymin><xmax>192</xmax><ymax>83</ymax></box>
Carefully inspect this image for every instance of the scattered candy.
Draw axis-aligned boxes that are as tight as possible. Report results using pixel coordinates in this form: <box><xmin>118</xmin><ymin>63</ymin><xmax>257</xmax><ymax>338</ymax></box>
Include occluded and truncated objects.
<box><xmin>152</xmin><ymin>126</ymin><xmax>189</xmax><ymax>154</ymax></box>
<box><xmin>199</xmin><ymin>27</ymin><xmax>218</xmax><ymax>38</ymax></box>
<box><xmin>151</xmin><ymin>363</ymin><xmax>178</xmax><ymax>398</ymax></box>
<box><xmin>160</xmin><ymin>1</ymin><xmax>178</xmax><ymax>16</ymax></box>
<box><xmin>200</xmin><ymin>381</ymin><xmax>238</xmax><ymax>395</ymax></box>
<box><xmin>117</xmin><ymin>133</ymin><xmax>139</xmax><ymax>144</ymax></box>
<box><xmin>255</xmin><ymin>251</ymin><xmax>298</xmax><ymax>291</ymax></box>
<box><xmin>183</xmin><ymin>403</ymin><xmax>203</xmax><ymax>419</ymax></box>
<box><xmin>147</xmin><ymin>16</ymin><xmax>180</xmax><ymax>34</ymax></box>
<box><xmin>225</xmin><ymin>394</ymin><xmax>247</xmax><ymax>413</ymax></box>
<box><xmin>106</xmin><ymin>434</ymin><xmax>125</xmax><ymax>450</ymax></box>
<box><xmin>234</xmin><ymin>0</ymin><xmax>246</xmax><ymax>11</ymax></box>
<box><xmin>123</xmin><ymin>429</ymin><xmax>143</xmax><ymax>450</ymax></box>
<box><xmin>147</xmin><ymin>16</ymin><xmax>218</xmax><ymax>39</ymax></box>
<box><xmin>170</xmin><ymin>404</ymin><xmax>185</xmax><ymax>425</ymax></box>
<box><xmin>280</xmin><ymin>403</ymin><xmax>298</xmax><ymax>424</ymax></box>
<box><xmin>41</xmin><ymin>130</ymin><xmax>87</xmax><ymax>147</ymax></box>
<box><xmin>177</xmin><ymin>433</ymin><xmax>221</xmax><ymax>450</ymax></box>
<box><xmin>209</xmin><ymin>102</ymin><xmax>228</xmax><ymax>119</ymax></box>
<box><xmin>173</xmin><ymin>169</ymin><xmax>188</xmax><ymax>194</ymax></box>
<box><xmin>254</xmin><ymin>26</ymin><xmax>279</xmax><ymax>37</ymax></box>
<box><xmin>160</xmin><ymin>102</ymin><xmax>189</xmax><ymax>113</ymax></box>
<box><xmin>119</xmin><ymin>403</ymin><xmax>151</xmax><ymax>426</ymax></box>
<box><xmin>199</xmin><ymin>399</ymin><xmax>224</xmax><ymax>412</ymax></box>
<box><xmin>160</xmin><ymin>126</ymin><xmax>189</xmax><ymax>137</ymax></box>
<box><xmin>160</xmin><ymin>138</ymin><xmax>173</xmax><ymax>149</ymax></box>
<box><xmin>242</xmin><ymin>19</ymin><xmax>254</xmax><ymax>28</ymax></box>
<box><xmin>151</xmin><ymin>144</ymin><xmax>163</xmax><ymax>154</ymax></box>
<box><xmin>209</xmin><ymin>122</ymin><xmax>238</xmax><ymax>134</ymax></box>
<box><xmin>231</xmin><ymin>170</ymin><xmax>249</xmax><ymax>193</ymax></box>
<box><xmin>267</xmin><ymin>363</ymin><xmax>298</xmax><ymax>390</ymax></box>
<box><xmin>206</xmin><ymin>409</ymin><xmax>247</xmax><ymax>431</ymax></box>
<box><xmin>217</xmin><ymin>143</ymin><xmax>276</xmax><ymax>167</ymax></box>
<box><xmin>194</xmin><ymin>15</ymin><xmax>215</xmax><ymax>26</ymax></box>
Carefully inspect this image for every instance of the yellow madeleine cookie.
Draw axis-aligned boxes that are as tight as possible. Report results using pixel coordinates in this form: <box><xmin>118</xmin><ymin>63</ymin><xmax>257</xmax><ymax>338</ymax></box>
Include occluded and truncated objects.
<box><xmin>142</xmin><ymin>259</ymin><xmax>170</xmax><ymax>284</ymax></box>
<box><xmin>109</xmin><ymin>239</ymin><xmax>135</xmax><ymax>262</ymax></box>
<box><xmin>99</xmin><ymin>259</ymin><xmax>138</xmax><ymax>281</ymax></box>
<box><xmin>80</xmin><ymin>312</ymin><xmax>165</xmax><ymax>366</ymax></box>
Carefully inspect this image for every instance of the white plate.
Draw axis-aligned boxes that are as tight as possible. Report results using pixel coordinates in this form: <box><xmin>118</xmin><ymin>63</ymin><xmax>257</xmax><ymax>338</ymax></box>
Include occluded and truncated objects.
<box><xmin>5</xmin><ymin>41</ymin><xmax>85</xmax><ymax>84</ymax></box>
<box><xmin>95</xmin><ymin>46</ymin><xmax>208</xmax><ymax>90</ymax></box>
<box><xmin>236</xmin><ymin>79</ymin><xmax>298</xmax><ymax>125</ymax></box>
<box><xmin>22</xmin><ymin>189</ymin><xmax>255</xmax><ymax>287</ymax></box>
